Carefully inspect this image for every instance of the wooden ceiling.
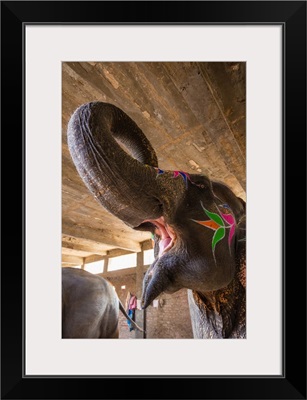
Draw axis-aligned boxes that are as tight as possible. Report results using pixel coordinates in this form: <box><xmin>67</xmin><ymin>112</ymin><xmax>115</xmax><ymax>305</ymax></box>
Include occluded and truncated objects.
<box><xmin>62</xmin><ymin>62</ymin><xmax>246</xmax><ymax>267</ymax></box>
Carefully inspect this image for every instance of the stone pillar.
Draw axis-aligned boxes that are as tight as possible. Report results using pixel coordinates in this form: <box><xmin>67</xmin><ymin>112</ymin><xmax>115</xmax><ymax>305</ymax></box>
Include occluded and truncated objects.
<box><xmin>135</xmin><ymin>244</ymin><xmax>146</xmax><ymax>339</ymax></box>
<box><xmin>103</xmin><ymin>256</ymin><xmax>109</xmax><ymax>274</ymax></box>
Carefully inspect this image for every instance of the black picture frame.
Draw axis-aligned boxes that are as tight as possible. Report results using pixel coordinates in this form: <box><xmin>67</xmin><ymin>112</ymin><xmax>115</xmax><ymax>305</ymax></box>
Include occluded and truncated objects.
<box><xmin>1</xmin><ymin>1</ymin><xmax>306</xmax><ymax>399</ymax></box>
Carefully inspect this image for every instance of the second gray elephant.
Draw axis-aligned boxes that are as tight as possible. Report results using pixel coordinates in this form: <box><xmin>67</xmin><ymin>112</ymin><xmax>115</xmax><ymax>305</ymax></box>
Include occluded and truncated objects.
<box><xmin>62</xmin><ymin>267</ymin><xmax>143</xmax><ymax>338</ymax></box>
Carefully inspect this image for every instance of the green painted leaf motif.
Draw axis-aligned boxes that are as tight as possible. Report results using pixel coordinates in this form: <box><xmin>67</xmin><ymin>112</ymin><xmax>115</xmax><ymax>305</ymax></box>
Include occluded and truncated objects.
<box><xmin>212</xmin><ymin>227</ymin><xmax>225</xmax><ymax>252</ymax></box>
<box><xmin>201</xmin><ymin>203</ymin><xmax>224</xmax><ymax>227</ymax></box>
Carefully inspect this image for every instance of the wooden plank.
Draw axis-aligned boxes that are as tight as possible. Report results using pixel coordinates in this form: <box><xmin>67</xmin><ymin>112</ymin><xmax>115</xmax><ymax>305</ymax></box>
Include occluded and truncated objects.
<box><xmin>63</xmin><ymin>206</ymin><xmax>120</xmax><ymax>232</ymax></box>
<box><xmin>107</xmin><ymin>249</ymin><xmax>134</xmax><ymax>258</ymax></box>
<box><xmin>62</xmin><ymin>239</ymin><xmax>108</xmax><ymax>256</ymax></box>
<box><xmin>128</xmin><ymin>62</ymin><xmax>201</xmax><ymax>139</ymax></box>
<box><xmin>62</xmin><ymin>235</ymin><xmax>114</xmax><ymax>252</ymax></box>
<box><xmin>162</xmin><ymin>62</ymin><xmax>246</xmax><ymax>191</ymax></box>
<box><xmin>105</xmin><ymin>239</ymin><xmax>153</xmax><ymax>258</ymax></box>
<box><xmin>99</xmin><ymin>266</ymin><xmax>148</xmax><ymax>279</ymax></box>
<box><xmin>63</xmin><ymin>207</ymin><xmax>151</xmax><ymax>244</ymax></box>
<box><xmin>64</xmin><ymin>62</ymin><xmax>171</xmax><ymax>150</ymax></box>
<box><xmin>62</xmin><ymin>222</ymin><xmax>141</xmax><ymax>252</ymax></box>
<box><xmin>142</xmin><ymin>239</ymin><xmax>153</xmax><ymax>251</ymax></box>
<box><xmin>198</xmin><ymin>62</ymin><xmax>246</xmax><ymax>156</ymax></box>
<box><xmin>62</xmin><ymin>247</ymin><xmax>92</xmax><ymax>258</ymax></box>
<box><xmin>62</xmin><ymin>263</ymin><xmax>81</xmax><ymax>268</ymax></box>
<box><xmin>84</xmin><ymin>255</ymin><xmax>105</xmax><ymax>264</ymax></box>
<box><xmin>62</xmin><ymin>254</ymin><xmax>84</xmax><ymax>265</ymax></box>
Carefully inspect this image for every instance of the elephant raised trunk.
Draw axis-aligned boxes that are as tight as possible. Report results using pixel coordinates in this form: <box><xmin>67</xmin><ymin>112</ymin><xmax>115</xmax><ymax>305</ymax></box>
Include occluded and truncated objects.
<box><xmin>67</xmin><ymin>101</ymin><xmax>246</xmax><ymax>338</ymax></box>
<box><xmin>67</xmin><ymin>101</ymin><xmax>163</xmax><ymax>227</ymax></box>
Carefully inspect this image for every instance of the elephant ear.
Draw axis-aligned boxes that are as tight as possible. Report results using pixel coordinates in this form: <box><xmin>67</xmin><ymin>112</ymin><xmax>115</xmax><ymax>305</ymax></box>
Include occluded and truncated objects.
<box><xmin>237</xmin><ymin>197</ymin><xmax>246</xmax><ymax>213</ymax></box>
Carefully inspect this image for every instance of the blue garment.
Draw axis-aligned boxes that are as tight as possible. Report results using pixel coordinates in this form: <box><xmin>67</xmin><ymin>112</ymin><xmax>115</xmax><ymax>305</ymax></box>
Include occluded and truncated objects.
<box><xmin>127</xmin><ymin>309</ymin><xmax>135</xmax><ymax>331</ymax></box>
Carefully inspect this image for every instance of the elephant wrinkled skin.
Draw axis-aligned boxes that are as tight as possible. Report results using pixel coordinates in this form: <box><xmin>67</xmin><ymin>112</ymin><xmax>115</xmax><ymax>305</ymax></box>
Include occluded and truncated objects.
<box><xmin>62</xmin><ymin>267</ymin><xmax>143</xmax><ymax>338</ymax></box>
<box><xmin>67</xmin><ymin>101</ymin><xmax>246</xmax><ymax>339</ymax></box>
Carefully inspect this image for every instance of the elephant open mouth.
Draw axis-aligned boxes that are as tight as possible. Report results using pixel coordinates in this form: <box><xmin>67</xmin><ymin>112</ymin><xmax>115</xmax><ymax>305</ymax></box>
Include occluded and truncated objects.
<box><xmin>145</xmin><ymin>216</ymin><xmax>176</xmax><ymax>258</ymax></box>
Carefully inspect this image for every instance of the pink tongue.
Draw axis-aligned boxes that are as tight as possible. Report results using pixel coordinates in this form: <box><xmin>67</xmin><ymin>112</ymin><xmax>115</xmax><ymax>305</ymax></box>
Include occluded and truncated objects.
<box><xmin>159</xmin><ymin>237</ymin><xmax>172</xmax><ymax>256</ymax></box>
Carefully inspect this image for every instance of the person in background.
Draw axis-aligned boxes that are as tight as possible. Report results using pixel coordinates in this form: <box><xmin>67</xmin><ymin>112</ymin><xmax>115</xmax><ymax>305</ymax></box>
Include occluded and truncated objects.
<box><xmin>125</xmin><ymin>291</ymin><xmax>137</xmax><ymax>331</ymax></box>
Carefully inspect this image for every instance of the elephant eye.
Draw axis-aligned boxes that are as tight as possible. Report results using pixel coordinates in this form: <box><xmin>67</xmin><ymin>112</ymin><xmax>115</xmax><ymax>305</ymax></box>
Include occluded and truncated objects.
<box><xmin>192</xmin><ymin>181</ymin><xmax>207</xmax><ymax>189</ymax></box>
<box><xmin>219</xmin><ymin>203</ymin><xmax>231</xmax><ymax>212</ymax></box>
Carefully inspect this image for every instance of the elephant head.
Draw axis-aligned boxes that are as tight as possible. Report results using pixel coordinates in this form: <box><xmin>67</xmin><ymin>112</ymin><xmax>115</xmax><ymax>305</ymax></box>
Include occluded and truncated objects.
<box><xmin>67</xmin><ymin>102</ymin><xmax>246</xmax><ymax>310</ymax></box>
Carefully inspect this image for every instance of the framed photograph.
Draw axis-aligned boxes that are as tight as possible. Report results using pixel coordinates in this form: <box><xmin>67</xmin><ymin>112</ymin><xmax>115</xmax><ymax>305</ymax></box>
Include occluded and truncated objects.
<box><xmin>2</xmin><ymin>1</ymin><xmax>306</xmax><ymax>399</ymax></box>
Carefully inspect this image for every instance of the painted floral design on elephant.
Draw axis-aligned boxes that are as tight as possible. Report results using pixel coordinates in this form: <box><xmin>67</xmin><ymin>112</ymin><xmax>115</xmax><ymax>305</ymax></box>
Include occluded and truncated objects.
<box><xmin>192</xmin><ymin>201</ymin><xmax>236</xmax><ymax>259</ymax></box>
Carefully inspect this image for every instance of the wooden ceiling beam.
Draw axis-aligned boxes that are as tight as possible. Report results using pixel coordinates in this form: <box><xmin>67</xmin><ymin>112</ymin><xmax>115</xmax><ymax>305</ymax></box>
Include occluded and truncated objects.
<box><xmin>62</xmin><ymin>222</ymin><xmax>142</xmax><ymax>253</ymax></box>
<box><xmin>62</xmin><ymin>254</ymin><xmax>84</xmax><ymax>265</ymax></box>
<box><xmin>62</xmin><ymin>263</ymin><xmax>79</xmax><ymax>268</ymax></box>
<box><xmin>62</xmin><ymin>247</ymin><xmax>92</xmax><ymax>258</ymax></box>
<box><xmin>99</xmin><ymin>265</ymin><xmax>150</xmax><ymax>279</ymax></box>
<box><xmin>142</xmin><ymin>239</ymin><xmax>153</xmax><ymax>251</ymax></box>
<box><xmin>84</xmin><ymin>255</ymin><xmax>105</xmax><ymax>264</ymax></box>
<box><xmin>107</xmin><ymin>248</ymin><xmax>133</xmax><ymax>258</ymax></box>
<box><xmin>62</xmin><ymin>240</ymin><xmax>108</xmax><ymax>256</ymax></box>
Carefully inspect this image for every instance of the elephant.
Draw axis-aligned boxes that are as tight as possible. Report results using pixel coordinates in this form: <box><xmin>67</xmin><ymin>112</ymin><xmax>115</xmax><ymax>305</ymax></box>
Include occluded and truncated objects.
<box><xmin>62</xmin><ymin>267</ymin><xmax>144</xmax><ymax>338</ymax></box>
<box><xmin>67</xmin><ymin>101</ymin><xmax>246</xmax><ymax>339</ymax></box>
